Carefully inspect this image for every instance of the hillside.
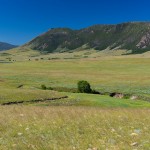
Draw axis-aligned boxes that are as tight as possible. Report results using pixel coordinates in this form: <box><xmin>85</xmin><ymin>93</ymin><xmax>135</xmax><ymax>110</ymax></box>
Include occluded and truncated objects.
<box><xmin>0</xmin><ymin>42</ymin><xmax>17</xmax><ymax>51</ymax></box>
<box><xmin>24</xmin><ymin>22</ymin><xmax>150</xmax><ymax>54</ymax></box>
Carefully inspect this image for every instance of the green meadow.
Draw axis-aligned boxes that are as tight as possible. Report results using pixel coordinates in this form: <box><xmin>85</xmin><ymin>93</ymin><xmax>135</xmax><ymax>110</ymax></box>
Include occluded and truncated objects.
<box><xmin>0</xmin><ymin>54</ymin><xmax>150</xmax><ymax>149</ymax></box>
<box><xmin>1</xmin><ymin>56</ymin><xmax>150</xmax><ymax>94</ymax></box>
<box><xmin>1</xmin><ymin>56</ymin><xmax>150</xmax><ymax>105</ymax></box>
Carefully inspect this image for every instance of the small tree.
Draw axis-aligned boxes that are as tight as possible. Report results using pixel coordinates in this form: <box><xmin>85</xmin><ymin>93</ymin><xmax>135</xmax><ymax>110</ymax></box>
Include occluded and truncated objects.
<box><xmin>41</xmin><ymin>84</ymin><xmax>47</xmax><ymax>90</ymax></box>
<box><xmin>77</xmin><ymin>80</ymin><xmax>92</xmax><ymax>93</ymax></box>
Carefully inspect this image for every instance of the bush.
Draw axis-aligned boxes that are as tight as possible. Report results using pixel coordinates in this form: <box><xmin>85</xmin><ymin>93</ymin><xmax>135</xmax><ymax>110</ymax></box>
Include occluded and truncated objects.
<box><xmin>92</xmin><ymin>89</ymin><xmax>100</xmax><ymax>94</ymax></box>
<box><xmin>77</xmin><ymin>80</ymin><xmax>92</xmax><ymax>93</ymax></box>
<box><xmin>41</xmin><ymin>84</ymin><xmax>47</xmax><ymax>90</ymax></box>
<box><xmin>47</xmin><ymin>87</ymin><xmax>53</xmax><ymax>90</ymax></box>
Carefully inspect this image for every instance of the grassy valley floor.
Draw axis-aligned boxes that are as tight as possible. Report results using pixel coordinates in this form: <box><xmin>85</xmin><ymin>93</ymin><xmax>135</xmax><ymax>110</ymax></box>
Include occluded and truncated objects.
<box><xmin>0</xmin><ymin>54</ymin><xmax>150</xmax><ymax>149</ymax></box>
<box><xmin>1</xmin><ymin>57</ymin><xmax>150</xmax><ymax>95</ymax></box>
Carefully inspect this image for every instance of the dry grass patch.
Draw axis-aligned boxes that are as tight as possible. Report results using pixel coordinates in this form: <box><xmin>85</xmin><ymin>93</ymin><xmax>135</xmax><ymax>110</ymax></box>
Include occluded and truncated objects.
<box><xmin>0</xmin><ymin>106</ymin><xmax>149</xmax><ymax>149</ymax></box>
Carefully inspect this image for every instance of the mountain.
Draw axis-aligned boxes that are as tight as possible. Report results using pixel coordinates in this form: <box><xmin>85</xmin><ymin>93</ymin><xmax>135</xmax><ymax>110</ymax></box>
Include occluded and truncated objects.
<box><xmin>24</xmin><ymin>22</ymin><xmax>150</xmax><ymax>54</ymax></box>
<box><xmin>0</xmin><ymin>42</ymin><xmax>17</xmax><ymax>51</ymax></box>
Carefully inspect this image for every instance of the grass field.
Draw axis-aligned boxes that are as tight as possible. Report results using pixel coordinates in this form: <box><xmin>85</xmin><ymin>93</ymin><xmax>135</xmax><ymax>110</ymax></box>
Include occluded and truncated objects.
<box><xmin>0</xmin><ymin>106</ymin><xmax>149</xmax><ymax>150</ymax></box>
<box><xmin>0</xmin><ymin>89</ymin><xmax>65</xmax><ymax>104</ymax></box>
<box><xmin>1</xmin><ymin>55</ymin><xmax>150</xmax><ymax>103</ymax></box>
<box><xmin>0</xmin><ymin>48</ymin><xmax>129</xmax><ymax>61</ymax></box>
<box><xmin>1</xmin><ymin>56</ymin><xmax>150</xmax><ymax>95</ymax></box>
<box><xmin>1</xmin><ymin>53</ymin><xmax>150</xmax><ymax>149</ymax></box>
<box><xmin>65</xmin><ymin>93</ymin><xmax>150</xmax><ymax>107</ymax></box>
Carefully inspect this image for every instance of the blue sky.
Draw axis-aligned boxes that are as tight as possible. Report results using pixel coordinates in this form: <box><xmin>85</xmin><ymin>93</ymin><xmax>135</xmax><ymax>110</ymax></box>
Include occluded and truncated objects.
<box><xmin>0</xmin><ymin>0</ymin><xmax>150</xmax><ymax>45</ymax></box>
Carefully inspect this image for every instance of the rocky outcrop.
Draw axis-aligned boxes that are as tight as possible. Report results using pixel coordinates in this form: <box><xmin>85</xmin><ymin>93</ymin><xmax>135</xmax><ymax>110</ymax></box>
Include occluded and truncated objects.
<box><xmin>136</xmin><ymin>33</ymin><xmax>150</xmax><ymax>49</ymax></box>
<box><xmin>109</xmin><ymin>93</ymin><xmax>124</xmax><ymax>98</ymax></box>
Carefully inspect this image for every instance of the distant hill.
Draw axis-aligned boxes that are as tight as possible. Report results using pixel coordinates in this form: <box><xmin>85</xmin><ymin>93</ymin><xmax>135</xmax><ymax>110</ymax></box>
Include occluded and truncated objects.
<box><xmin>0</xmin><ymin>42</ymin><xmax>17</xmax><ymax>51</ymax></box>
<box><xmin>24</xmin><ymin>22</ymin><xmax>150</xmax><ymax>54</ymax></box>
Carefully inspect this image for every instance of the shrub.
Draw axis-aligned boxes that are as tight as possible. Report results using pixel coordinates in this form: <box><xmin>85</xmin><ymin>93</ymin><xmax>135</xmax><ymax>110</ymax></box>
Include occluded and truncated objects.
<box><xmin>77</xmin><ymin>80</ymin><xmax>92</xmax><ymax>93</ymax></box>
<box><xmin>92</xmin><ymin>89</ymin><xmax>100</xmax><ymax>94</ymax></box>
<box><xmin>47</xmin><ymin>87</ymin><xmax>53</xmax><ymax>90</ymax></box>
<box><xmin>41</xmin><ymin>84</ymin><xmax>47</xmax><ymax>90</ymax></box>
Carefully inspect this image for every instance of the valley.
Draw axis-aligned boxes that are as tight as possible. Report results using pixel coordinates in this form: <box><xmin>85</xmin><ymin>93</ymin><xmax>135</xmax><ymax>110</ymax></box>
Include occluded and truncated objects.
<box><xmin>1</xmin><ymin>22</ymin><xmax>150</xmax><ymax>150</ymax></box>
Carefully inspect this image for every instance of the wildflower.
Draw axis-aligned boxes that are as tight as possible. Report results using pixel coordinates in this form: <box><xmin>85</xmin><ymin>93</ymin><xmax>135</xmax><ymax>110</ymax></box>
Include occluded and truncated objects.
<box><xmin>131</xmin><ymin>142</ymin><xmax>138</xmax><ymax>146</ymax></box>
<box><xmin>130</xmin><ymin>133</ymin><xmax>138</xmax><ymax>136</ymax></box>
<box><xmin>18</xmin><ymin>132</ymin><xmax>23</xmax><ymax>136</ymax></box>
<box><xmin>25</xmin><ymin>128</ymin><xmax>29</xmax><ymax>131</ymax></box>
<box><xmin>111</xmin><ymin>128</ymin><xmax>115</xmax><ymax>132</ymax></box>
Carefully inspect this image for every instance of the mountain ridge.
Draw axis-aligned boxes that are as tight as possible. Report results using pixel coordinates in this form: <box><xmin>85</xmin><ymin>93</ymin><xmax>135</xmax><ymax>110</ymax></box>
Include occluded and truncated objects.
<box><xmin>0</xmin><ymin>42</ymin><xmax>18</xmax><ymax>51</ymax></box>
<box><xmin>23</xmin><ymin>22</ymin><xmax>150</xmax><ymax>54</ymax></box>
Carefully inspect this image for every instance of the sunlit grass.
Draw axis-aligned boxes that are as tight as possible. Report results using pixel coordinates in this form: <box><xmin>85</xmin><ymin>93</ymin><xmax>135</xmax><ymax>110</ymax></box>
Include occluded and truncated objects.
<box><xmin>0</xmin><ymin>89</ymin><xmax>65</xmax><ymax>104</ymax></box>
<box><xmin>65</xmin><ymin>93</ymin><xmax>150</xmax><ymax>108</ymax></box>
<box><xmin>0</xmin><ymin>106</ymin><xmax>149</xmax><ymax>150</ymax></box>
<box><xmin>1</xmin><ymin>57</ymin><xmax>150</xmax><ymax>95</ymax></box>
<box><xmin>0</xmin><ymin>53</ymin><xmax>150</xmax><ymax>149</ymax></box>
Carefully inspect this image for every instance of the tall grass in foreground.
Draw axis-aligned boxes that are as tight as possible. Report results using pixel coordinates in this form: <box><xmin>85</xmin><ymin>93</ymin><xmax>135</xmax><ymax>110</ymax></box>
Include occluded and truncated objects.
<box><xmin>0</xmin><ymin>106</ymin><xmax>149</xmax><ymax>150</ymax></box>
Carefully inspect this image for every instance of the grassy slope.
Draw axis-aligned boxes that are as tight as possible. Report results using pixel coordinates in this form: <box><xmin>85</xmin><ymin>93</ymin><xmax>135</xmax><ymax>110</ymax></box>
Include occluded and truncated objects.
<box><xmin>0</xmin><ymin>47</ymin><xmax>41</xmax><ymax>61</ymax></box>
<box><xmin>31</xmin><ymin>92</ymin><xmax>150</xmax><ymax>108</ymax></box>
<box><xmin>0</xmin><ymin>106</ymin><xmax>149</xmax><ymax>150</ymax></box>
<box><xmin>66</xmin><ymin>93</ymin><xmax>150</xmax><ymax>108</ymax></box>
<box><xmin>0</xmin><ymin>89</ymin><xmax>65</xmax><ymax>104</ymax></box>
<box><xmin>0</xmin><ymin>47</ymin><xmax>129</xmax><ymax>61</ymax></box>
